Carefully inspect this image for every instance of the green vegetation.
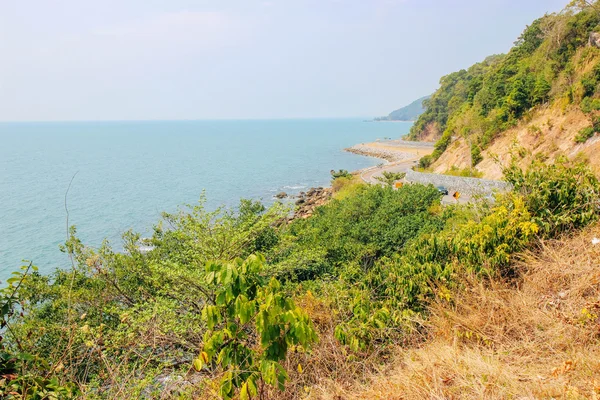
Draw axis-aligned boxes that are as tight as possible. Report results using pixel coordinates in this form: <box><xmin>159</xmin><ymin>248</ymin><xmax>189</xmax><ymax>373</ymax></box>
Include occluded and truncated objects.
<box><xmin>408</xmin><ymin>2</ymin><xmax>600</xmax><ymax>164</ymax></box>
<box><xmin>329</xmin><ymin>169</ymin><xmax>352</xmax><ymax>180</ymax></box>
<box><xmin>375</xmin><ymin>95</ymin><xmax>431</xmax><ymax>122</ymax></box>
<box><xmin>1</xmin><ymin>159</ymin><xmax>599</xmax><ymax>398</ymax></box>
<box><xmin>198</xmin><ymin>255</ymin><xmax>316</xmax><ymax>399</ymax></box>
<box><xmin>575</xmin><ymin>125</ymin><xmax>596</xmax><ymax>142</ymax></box>
<box><xmin>444</xmin><ymin>166</ymin><xmax>484</xmax><ymax>178</ymax></box>
<box><xmin>374</xmin><ymin>171</ymin><xmax>406</xmax><ymax>186</ymax></box>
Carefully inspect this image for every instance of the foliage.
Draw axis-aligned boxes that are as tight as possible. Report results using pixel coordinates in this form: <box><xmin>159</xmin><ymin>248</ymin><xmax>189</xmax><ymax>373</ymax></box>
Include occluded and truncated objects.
<box><xmin>0</xmin><ymin>263</ymin><xmax>79</xmax><ymax>399</ymax></box>
<box><xmin>575</xmin><ymin>125</ymin><xmax>596</xmax><ymax>142</ymax></box>
<box><xmin>444</xmin><ymin>166</ymin><xmax>483</xmax><ymax>178</ymax></box>
<box><xmin>470</xmin><ymin>143</ymin><xmax>483</xmax><ymax>166</ymax></box>
<box><xmin>418</xmin><ymin>154</ymin><xmax>433</xmax><ymax>169</ymax></box>
<box><xmin>0</xmin><ymin>199</ymin><xmax>289</xmax><ymax>398</ymax></box>
<box><xmin>270</xmin><ymin>184</ymin><xmax>447</xmax><ymax>282</ymax></box>
<box><xmin>330</xmin><ymin>169</ymin><xmax>352</xmax><ymax>180</ymax></box>
<box><xmin>331</xmin><ymin>176</ymin><xmax>365</xmax><ymax>201</ymax></box>
<box><xmin>334</xmin><ymin>161</ymin><xmax>600</xmax><ymax>351</ymax></box>
<box><xmin>580</xmin><ymin>96</ymin><xmax>600</xmax><ymax>112</ymax></box>
<box><xmin>407</xmin><ymin>55</ymin><xmax>505</xmax><ymax>142</ymax></box>
<box><xmin>504</xmin><ymin>158</ymin><xmax>600</xmax><ymax>236</ymax></box>
<box><xmin>374</xmin><ymin>171</ymin><xmax>406</xmax><ymax>186</ymax></box>
<box><xmin>197</xmin><ymin>255</ymin><xmax>317</xmax><ymax>399</ymax></box>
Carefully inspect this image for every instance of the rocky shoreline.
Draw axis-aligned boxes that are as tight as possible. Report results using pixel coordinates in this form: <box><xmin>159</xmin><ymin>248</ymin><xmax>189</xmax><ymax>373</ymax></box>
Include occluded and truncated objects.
<box><xmin>344</xmin><ymin>144</ymin><xmax>415</xmax><ymax>162</ymax></box>
<box><xmin>292</xmin><ymin>186</ymin><xmax>332</xmax><ymax>219</ymax></box>
<box><xmin>282</xmin><ymin>140</ymin><xmax>432</xmax><ymax>221</ymax></box>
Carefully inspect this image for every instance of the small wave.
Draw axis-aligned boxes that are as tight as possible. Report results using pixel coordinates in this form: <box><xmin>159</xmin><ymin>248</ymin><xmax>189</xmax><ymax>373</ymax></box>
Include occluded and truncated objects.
<box><xmin>283</xmin><ymin>185</ymin><xmax>307</xmax><ymax>190</ymax></box>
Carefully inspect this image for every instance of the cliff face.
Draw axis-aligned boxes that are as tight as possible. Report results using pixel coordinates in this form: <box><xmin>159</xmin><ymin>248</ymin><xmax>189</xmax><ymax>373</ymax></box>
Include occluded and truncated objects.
<box><xmin>431</xmin><ymin>104</ymin><xmax>600</xmax><ymax>179</ymax></box>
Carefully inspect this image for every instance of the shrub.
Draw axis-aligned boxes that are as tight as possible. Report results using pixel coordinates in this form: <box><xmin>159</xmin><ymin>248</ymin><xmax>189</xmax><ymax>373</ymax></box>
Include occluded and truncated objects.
<box><xmin>418</xmin><ymin>154</ymin><xmax>433</xmax><ymax>168</ymax></box>
<box><xmin>375</xmin><ymin>171</ymin><xmax>406</xmax><ymax>186</ymax></box>
<box><xmin>445</xmin><ymin>166</ymin><xmax>483</xmax><ymax>178</ymax></box>
<box><xmin>273</xmin><ymin>184</ymin><xmax>447</xmax><ymax>281</ymax></box>
<box><xmin>575</xmin><ymin>126</ymin><xmax>595</xmax><ymax>143</ymax></box>
<box><xmin>198</xmin><ymin>255</ymin><xmax>317</xmax><ymax>399</ymax></box>
<box><xmin>504</xmin><ymin>159</ymin><xmax>600</xmax><ymax>236</ymax></box>
<box><xmin>471</xmin><ymin>143</ymin><xmax>483</xmax><ymax>166</ymax></box>
<box><xmin>330</xmin><ymin>169</ymin><xmax>352</xmax><ymax>180</ymax></box>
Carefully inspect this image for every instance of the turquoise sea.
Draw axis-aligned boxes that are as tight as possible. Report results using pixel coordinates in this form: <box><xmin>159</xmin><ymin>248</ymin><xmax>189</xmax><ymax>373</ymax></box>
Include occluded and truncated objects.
<box><xmin>0</xmin><ymin>119</ymin><xmax>411</xmax><ymax>279</ymax></box>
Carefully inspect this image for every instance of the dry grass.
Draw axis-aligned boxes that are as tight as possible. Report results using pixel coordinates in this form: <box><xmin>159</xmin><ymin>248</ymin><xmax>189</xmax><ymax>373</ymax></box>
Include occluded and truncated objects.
<box><xmin>431</xmin><ymin>103</ymin><xmax>600</xmax><ymax>180</ymax></box>
<box><xmin>310</xmin><ymin>223</ymin><xmax>600</xmax><ymax>399</ymax></box>
<box><xmin>271</xmin><ymin>291</ymin><xmax>390</xmax><ymax>400</ymax></box>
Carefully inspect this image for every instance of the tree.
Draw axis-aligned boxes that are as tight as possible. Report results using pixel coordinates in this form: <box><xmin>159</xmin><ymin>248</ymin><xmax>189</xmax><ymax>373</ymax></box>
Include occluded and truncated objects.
<box><xmin>375</xmin><ymin>171</ymin><xmax>406</xmax><ymax>186</ymax></box>
<box><xmin>568</xmin><ymin>0</ymin><xmax>600</xmax><ymax>15</ymax></box>
<box><xmin>330</xmin><ymin>169</ymin><xmax>353</xmax><ymax>180</ymax></box>
<box><xmin>532</xmin><ymin>76</ymin><xmax>552</xmax><ymax>104</ymax></box>
<box><xmin>196</xmin><ymin>255</ymin><xmax>317</xmax><ymax>399</ymax></box>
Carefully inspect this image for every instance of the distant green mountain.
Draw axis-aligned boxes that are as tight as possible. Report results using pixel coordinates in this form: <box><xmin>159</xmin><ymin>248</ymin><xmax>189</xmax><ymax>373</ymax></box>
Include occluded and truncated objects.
<box><xmin>376</xmin><ymin>95</ymin><xmax>430</xmax><ymax>121</ymax></box>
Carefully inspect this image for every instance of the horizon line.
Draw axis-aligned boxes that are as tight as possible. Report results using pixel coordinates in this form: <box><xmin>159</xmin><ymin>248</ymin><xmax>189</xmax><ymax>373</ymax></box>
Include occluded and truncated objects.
<box><xmin>0</xmin><ymin>116</ymin><xmax>416</xmax><ymax>124</ymax></box>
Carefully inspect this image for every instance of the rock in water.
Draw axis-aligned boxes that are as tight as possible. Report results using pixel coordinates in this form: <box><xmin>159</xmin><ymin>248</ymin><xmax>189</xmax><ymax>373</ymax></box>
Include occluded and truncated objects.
<box><xmin>275</xmin><ymin>192</ymin><xmax>288</xmax><ymax>199</ymax></box>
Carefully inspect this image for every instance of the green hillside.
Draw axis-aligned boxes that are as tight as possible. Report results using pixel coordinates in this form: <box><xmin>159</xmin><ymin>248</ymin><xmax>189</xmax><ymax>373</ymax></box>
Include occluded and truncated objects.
<box><xmin>408</xmin><ymin>2</ymin><xmax>600</xmax><ymax>168</ymax></box>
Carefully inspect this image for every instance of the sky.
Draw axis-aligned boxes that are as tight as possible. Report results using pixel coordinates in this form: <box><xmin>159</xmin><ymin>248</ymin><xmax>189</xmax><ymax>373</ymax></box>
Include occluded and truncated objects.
<box><xmin>0</xmin><ymin>0</ymin><xmax>568</xmax><ymax>121</ymax></box>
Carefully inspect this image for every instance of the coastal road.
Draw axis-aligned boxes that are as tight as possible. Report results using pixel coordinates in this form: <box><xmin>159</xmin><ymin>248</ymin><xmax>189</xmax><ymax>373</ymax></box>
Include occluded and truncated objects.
<box><xmin>351</xmin><ymin>140</ymin><xmax>434</xmax><ymax>185</ymax></box>
<box><xmin>352</xmin><ymin>141</ymin><xmax>477</xmax><ymax>205</ymax></box>
<box><xmin>360</xmin><ymin>158</ymin><xmax>419</xmax><ymax>184</ymax></box>
<box><xmin>361</xmin><ymin>160</ymin><xmax>474</xmax><ymax>204</ymax></box>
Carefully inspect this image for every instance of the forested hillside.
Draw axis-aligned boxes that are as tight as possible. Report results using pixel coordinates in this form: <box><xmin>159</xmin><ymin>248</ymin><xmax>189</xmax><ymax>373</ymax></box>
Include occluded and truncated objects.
<box><xmin>376</xmin><ymin>96</ymin><xmax>430</xmax><ymax>122</ymax></box>
<box><xmin>409</xmin><ymin>1</ymin><xmax>600</xmax><ymax>176</ymax></box>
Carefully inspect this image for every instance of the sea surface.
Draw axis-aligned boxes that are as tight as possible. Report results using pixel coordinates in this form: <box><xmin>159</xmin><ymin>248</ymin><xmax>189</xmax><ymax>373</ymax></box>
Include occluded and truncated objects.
<box><xmin>0</xmin><ymin>119</ymin><xmax>411</xmax><ymax>279</ymax></box>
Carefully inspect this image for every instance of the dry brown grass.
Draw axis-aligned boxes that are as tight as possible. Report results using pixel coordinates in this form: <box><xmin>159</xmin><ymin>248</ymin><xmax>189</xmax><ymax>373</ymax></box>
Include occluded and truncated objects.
<box><xmin>431</xmin><ymin>103</ymin><xmax>600</xmax><ymax>180</ymax></box>
<box><xmin>309</xmin><ymin>223</ymin><xmax>600</xmax><ymax>399</ymax></box>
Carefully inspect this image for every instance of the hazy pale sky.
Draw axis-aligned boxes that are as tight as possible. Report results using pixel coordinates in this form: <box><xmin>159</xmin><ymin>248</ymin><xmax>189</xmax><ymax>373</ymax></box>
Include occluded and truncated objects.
<box><xmin>0</xmin><ymin>0</ymin><xmax>567</xmax><ymax>121</ymax></box>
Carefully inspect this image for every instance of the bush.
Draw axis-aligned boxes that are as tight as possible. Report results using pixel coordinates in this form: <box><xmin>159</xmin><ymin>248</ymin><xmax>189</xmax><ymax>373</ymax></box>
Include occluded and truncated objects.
<box><xmin>330</xmin><ymin>169</ymin><xmax>352</xmax><ymax>180</ymax></box>
<box><xmin>273</xmin><ymin>184</ymin><xmax>447</xmax><ymax>280</ymax></box>
<box><xmin>198</xmin><ymin>255</ymin><xmax>317</xmax><ymax>398</ymax></box>
<box><xmin>4</xmin><ymin>158</ymin><xmax>600</xmax><ymax>396</ymax></box>
<box><xmin>418</xmin><ymin>154</ymin><xmax>433</xmax><ymax>168</ymax></box>
<box><xmin>470</xmin><ymin>143</ymin><xmax>483</xmax><ymax>166</ymax></box>
<box><xmin>375</xmin><ymin>171</ymin><xmax>406</xmax><ymax>186</ymax></box>
<box><xmin>504</xmin><ymin>159</ymin><xmax>600</xmax><ymax>236</ymax></box>
<box><xmin>445</xmin><ymin>166</ymin><xmax>483</xmax><ymax>178</ymax></box>
<box><xmin>575</xmin><ymin>126</ymin><xmax>595</xmax><ymax>143</ymax></box>
<box><xmin>336</xmin><ymin>160</ymin><xmax>600</xmax><ymax>350</ymax></box>
<box><xmin>581</xmin><ymin>97</ymin><xmax>600</xmax><ymax>113</ymax></box>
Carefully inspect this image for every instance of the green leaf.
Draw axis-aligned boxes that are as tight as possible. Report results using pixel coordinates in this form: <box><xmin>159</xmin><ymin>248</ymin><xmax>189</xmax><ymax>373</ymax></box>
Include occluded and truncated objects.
<box><xmin>239</xmin><ymin>383</ymin><xmax>249</xmax><ymax>400</ymax></box>
<box><xmin>192</xmin><ymin>356</ymin><xmax>204</xmax><ymax>371</ymax></box>
<box><xmin>219</xmin><ymin>372</ymin><xmax>233</xmax><ymax>399</ymax></box>
<box><xmin>247</xmin><ymin>377</ymin><xmax>258</xmax><ymax>396</ymax></box>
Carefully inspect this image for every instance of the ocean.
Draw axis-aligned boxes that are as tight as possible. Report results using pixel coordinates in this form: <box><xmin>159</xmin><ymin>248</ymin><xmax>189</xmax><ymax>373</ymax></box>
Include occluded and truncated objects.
<box><xmin>0</xmin><ymin>119</ymin><xmax>411</xmax><ymax>279</ymax></box>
